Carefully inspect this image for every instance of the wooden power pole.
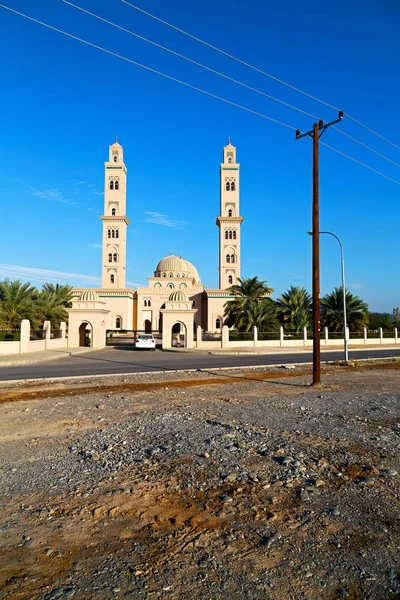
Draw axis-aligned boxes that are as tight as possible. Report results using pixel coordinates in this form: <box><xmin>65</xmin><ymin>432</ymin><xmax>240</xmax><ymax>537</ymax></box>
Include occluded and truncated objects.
<box><xmin>296</xmin><ymin>111</ymin><xmax>344</xmax><ymax>386</ymax></box>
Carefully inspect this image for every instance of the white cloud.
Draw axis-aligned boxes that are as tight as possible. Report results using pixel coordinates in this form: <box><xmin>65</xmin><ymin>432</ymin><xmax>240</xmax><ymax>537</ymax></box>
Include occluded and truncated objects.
<box><xmin>14</xmin><ymin>178</ymin><xmax>76</xmax><ymax>206</ymax></box>
<box><xmin>91</xmin><ymin>243</ymin><xmax>102</xmax><ymax>248</ymax></box>
<box><xmin>348</xmin><ymin>282</ymin><xmax>364</xmax><ymax>290</ymax></box>
<box><xmin>0</xmin><ymin>264</ymin><xmax>101</xmax><ymax>286</ymax></box>
<box><xmin>145</xmin><ymin>211</ymin><xmax>185</xmax><ymax>229</ymax></box>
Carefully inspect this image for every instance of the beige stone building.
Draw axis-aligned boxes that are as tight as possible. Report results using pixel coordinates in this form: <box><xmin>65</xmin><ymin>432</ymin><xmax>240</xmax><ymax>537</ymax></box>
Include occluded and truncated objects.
<box><xmin>68</xmin><ymin>139</ymin><xmax>244</xmax><ymax>348</ymax></box>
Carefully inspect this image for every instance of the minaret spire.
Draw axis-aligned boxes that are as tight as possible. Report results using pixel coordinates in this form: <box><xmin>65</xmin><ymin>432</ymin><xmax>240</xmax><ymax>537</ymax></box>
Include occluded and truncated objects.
<box><xmin>100</xmin><ymin>141</ymin><xmax>130</xmax><ymax>288</ymax></box>
<box><xmin>216</xmin><ymin>141</ymin><xmax>244</xmax><ymax>289</ymax></box>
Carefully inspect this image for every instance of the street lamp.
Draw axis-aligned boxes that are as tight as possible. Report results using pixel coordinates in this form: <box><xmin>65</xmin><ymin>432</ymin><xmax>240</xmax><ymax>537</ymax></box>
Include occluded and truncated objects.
<box><xmin>308</xmin><ymin>231</ymin><xmax>348</xmax><ymax>363</ymax></box>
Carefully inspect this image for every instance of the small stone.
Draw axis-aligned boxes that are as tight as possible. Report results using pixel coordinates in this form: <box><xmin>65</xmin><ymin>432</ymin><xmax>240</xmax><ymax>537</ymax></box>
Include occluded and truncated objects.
<box><xmin>379</xmin><ymin>468</ymin><xmax>397</xmax><ymax>477</ymax></box>
<box><xmin>225</xmin><ymin>473</ymin><xmax>237</xmax><ymax>483</ymax></box>
<box><xmin>198</xmin><ymin>560</ymin><xmax>208</xmax><ymax>568</ymax></box>
<box><xmin>23</xmin><ymin>539</ymin><xmax>34</xmax><ymax>547</ymax></box>
<box><xmin>263</xmin><ymin>533</ymin><xmax>280</xmax><ymax>549</ymax></box>
<box><xmin>330</xmin><ymin>507</ymin><xmax>340</xmax><ymax>516</ymax></box>
<box><xmin>355</xmin><ymin>476</ymin><xmax>375</xmax><ymax>486</ymax></box>
<box><xmin>299</xmin><ymin>489</ymin><xmax>309</xmax><ymax>501</ymax></box>
<box><xmin>314</xmin><ymin>479</ymin><xmax>325</xmax><ymax>487</ymax></box>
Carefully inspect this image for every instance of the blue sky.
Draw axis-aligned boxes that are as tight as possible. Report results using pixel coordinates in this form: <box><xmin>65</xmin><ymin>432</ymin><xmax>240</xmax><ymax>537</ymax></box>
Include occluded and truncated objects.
<box><xmin>0</xmin><ymin>0</ymin><xmax>399</xmax><ymax>312</ymax></box>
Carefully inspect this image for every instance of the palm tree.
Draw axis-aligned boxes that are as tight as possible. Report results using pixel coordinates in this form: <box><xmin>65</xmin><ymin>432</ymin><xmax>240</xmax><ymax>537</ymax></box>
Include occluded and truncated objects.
<box><xmin>33</xmin><ymin>284</ymin><xmax>74</xmax><ymax>329</ymax></box>
<box><xmin>42</xmin><ymin>283</ymin><xmax>74</xmax><ymax>307</ymax></box>
<box><xmin>224</xmin><ymin>277</ymin><xmax>275</xmax><ymax>330</ymax></box>
<box><xmin>321</xmin><ymin>287</ymin><xmax>368</xmax><ymax>332</ymax></box>
<box><xmin>275</xmin><ymin>286</ymin><xmax>312</xmax><ymax>333</ymax></box>
<box><xmin>0</xmin><ymin>279</ymin><xmax>37</xmax><ymax>329</ymax></box>
<box><xmin>240</xmin><ymin>298</ymin><xmax>279</xmax><ymax>332</ymax></box>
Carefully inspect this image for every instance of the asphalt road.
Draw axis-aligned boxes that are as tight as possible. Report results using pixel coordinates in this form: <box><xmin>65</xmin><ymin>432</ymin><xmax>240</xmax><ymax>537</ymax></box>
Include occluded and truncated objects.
<box><xmin>1</xmin><ymin>347</ymin><xmax>400</xmax><ymax>382</ymax></box>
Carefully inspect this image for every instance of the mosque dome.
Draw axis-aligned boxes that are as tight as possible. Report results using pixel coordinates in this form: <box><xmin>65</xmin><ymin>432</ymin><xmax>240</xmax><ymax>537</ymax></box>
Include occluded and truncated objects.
<box><xmin>169</xmin><ymin>290</ymin><xmax>188</xmax><ymax>302</ymax></box>
<box><xmin>154</xmin><ymin>254</ymin><xmax>200</xmax><ymax>282</ymax></box>
<box><xmin>80</xmin><ymin>289</ymin><xmax>99</xmax><ymax>302</ymax></box>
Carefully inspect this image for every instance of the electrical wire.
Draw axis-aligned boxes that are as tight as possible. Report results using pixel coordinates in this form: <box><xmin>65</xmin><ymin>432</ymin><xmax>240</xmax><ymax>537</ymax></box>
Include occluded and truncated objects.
<box><xmin>320</xmin><ymin>141</ymin><xmax>400</xmax><ymax>185</ymax></box>
<box><xmin>62</xmin><ymin>1</ymin><xmax>320</xmax><ymax>122</ymax></box>
<box><xmin>120</xmin><ymin>0</ymin><xmax>400</xmax><ymax>152</ymax></box>
<box><xmin>64</xmin><ymin>1</ymin><xmax>400</xmax><ymax>170</ymax></box>
<box><xmin>332</xmin><ymin>127</ymin><xmax>400</xmax><ymax>169</ymax></box>
<box><xmin>0</xmin><ymin>4</ymin><xmax>296</xmax><ymax>131</ymax></box>
<box><xmin>0</xmin><ymin>3</ymin><xmax>398</xmax><ymax>186</ymax></box>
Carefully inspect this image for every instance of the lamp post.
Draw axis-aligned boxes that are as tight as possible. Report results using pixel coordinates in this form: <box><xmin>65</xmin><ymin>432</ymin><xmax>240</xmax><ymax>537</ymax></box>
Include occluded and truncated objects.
<box><xmin>308</xmin><ymin>231</ymin><xmax>348</xmax><ymax>363</ymax></box>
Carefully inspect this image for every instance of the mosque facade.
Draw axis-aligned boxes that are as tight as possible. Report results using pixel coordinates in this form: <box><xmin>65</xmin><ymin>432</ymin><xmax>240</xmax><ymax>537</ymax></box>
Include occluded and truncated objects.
<box><xmin>67</xmin><ymin>139</ymin><xmax>244</xmax><ymax>348</ymax></box>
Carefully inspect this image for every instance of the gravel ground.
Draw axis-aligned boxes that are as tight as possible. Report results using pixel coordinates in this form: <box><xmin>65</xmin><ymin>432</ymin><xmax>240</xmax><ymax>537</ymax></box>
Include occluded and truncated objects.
<box><xmin>0</xmin><ymin>362</ymin><xmax>399</xmax><ymax>600</ymax></box>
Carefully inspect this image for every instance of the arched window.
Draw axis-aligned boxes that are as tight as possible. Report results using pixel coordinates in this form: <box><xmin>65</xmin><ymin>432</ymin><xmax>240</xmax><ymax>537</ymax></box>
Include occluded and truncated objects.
<box><xmin>110</xmin><ymin>181</ymin><xmax>114</xmax><ymax>190</ymax></box>
<box><xmin>233</xmin><ymin>230</ymin><xmax>236</xmax><ymax>240</ymax></box>
<box><xmin>154</xmin><ymin>282</ymin><xmax>162</xmax><ymax>288</ymax></box>
<box><xmin>225</xmin><ymin>181</ymin><xmax>230</xmax><ymax>191</ymax></box>
<box><xmin>167</xmin><ymin>283</ymin><xmax>174</xmax><ymax>289</ymax></box>
<box><xmin>226</xmin><ymin>254</ymin><xmax>230</xmax><ymax>263</ymax></box>
<box><xmin>227</xmin><ymin>157</ymin><xmax>232</xmax><ymax>164</ymax></box>
<box><xmin>110</xmin><ymin>274</ymin><xmax>115</xmax><ymax>284</ymax></box>
<box><xmin>231</xmin><ymin>254</ymin><xmax>235</xmax><ymax>263</ymax></box>
<box><xmin>176</xmin><ymin>273</ymin><xmax>180</xmax><ymax>277</ymax></box>
<box><xmin>216</xmin><ymin>318</ymin><xmax>221</xmax><ymax>329</ymax></box>
<box><xmin>229</xmin><ymin>230</ymin><xmax>233</xmax><ymax>239</ymax></box>
<box><xmin>111</xmin><ymin>208</ymin><xmax>116</xmax><ymax>216</ymax></box>
<box><xmin>162</xmin><ymin>273</ymin><xmax>166</xmax><ymax>277</ymax></box>
<box><xmin>225</xmin><ymin>230</ymin><xmax>229</xmax><ymax>239</ymax></box>
<box><xmin>108</xmin><ymin>230</ymin><xmax>111</xmax><ymax>238</ymax></box>
<box><xmin>115</xmin><ymin>180</ymin><xmax>119</xmax><ymax>190</ymax></box>
<box><xmin>169</xmin><ymin>273</ymin><xmax>173</xmax><ymax>278</ymax></box>
<box><xmin>228</xmin><ymin>209</ymin><xmax>233</xmax><ymax>217</ymax></box>
<box><xmin>108</xmin><ymin>253</ymin><xmax>112</xmax><ymax>262</ymax></box>
<box><xmin>113</xmin><ymin>253</ymin><xmax>117</xmax><ymax>262</ymax></box>
<box><xmin>228</xmin><ymin>275</ymin><xmax>233</xmax><ymax>284</ymax></box>
<box><xmin>231</xmin><ymin>181</ymin><xmax>236</xmax><ymax>191</ymax></box>
<box><xmin>115</xmin><ymin>230</ymin><xmax>119</xmax><ymax>238</ymax></box>
<box><xmin>180</xmin><ymin>283</ymin><xmax>187</xmax><ymax>289</ymax></box>
<box><xmin>116</xmin><ymin>317</ymin><xmax>121</xmax><ymax>328</ymax></box>
<box><xmin>113</xmin><ymin>155</ymin><xmax>118</xmax><ymax>163</ymax></box>
<box><xmin>148</xmin><ymin>299</ymin><xmax>151</xmax><ymax>307</ymax></box>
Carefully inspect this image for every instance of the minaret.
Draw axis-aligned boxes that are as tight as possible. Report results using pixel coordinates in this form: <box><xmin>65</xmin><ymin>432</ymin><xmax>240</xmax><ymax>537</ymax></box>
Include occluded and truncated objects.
<box><xmin>100</xmin><ymin>140</ymin><xmax>130</xmax><ymax>288</ymax></box>
<box><xmin>216</xmin><ymin>140</ymin><xmax>244</xmax><ymax>289</ymax></box>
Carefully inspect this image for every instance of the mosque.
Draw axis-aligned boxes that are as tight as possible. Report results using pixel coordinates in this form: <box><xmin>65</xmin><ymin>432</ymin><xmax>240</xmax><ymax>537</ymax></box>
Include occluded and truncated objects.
<box><xmin>67</xmin><ymin>139</ymin><xmax>244</xmax><ymax>349</ymax></box>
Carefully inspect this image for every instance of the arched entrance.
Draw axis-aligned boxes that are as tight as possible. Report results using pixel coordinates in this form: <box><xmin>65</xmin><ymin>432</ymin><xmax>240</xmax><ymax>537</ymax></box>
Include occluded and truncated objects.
<box><xmin>144</xmin><ymin>319</ymin><xmax>152</xmax><ymax>333</ymax></box>
<box><xmin>171</xmin><ymin>322</ymin><xmax>186</xmax><ymax>348</ymax></box>
<box><xmin>79</xmin><ymin>322</ymin><xmax>92</xmax><ymax>347</ymax></box>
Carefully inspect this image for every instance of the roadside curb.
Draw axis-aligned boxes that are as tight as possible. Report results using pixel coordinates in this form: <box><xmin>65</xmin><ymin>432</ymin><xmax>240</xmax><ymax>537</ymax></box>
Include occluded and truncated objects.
<box><xmin>0</xmin><ymin>347</ymin><xmax>103</xmax><ymax>367</ymax></box>
<box><xmin>1</xmin><ymin>355</ymin><xmax>397</xmax><ymax>386</ymax></box>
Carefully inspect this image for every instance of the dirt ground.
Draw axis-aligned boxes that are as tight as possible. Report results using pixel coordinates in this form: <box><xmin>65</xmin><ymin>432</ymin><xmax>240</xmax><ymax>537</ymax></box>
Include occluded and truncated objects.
<box><xmin>0</xmin><ymin>361</ymin><xmax>399</xmax><ymax>599</ymax></box>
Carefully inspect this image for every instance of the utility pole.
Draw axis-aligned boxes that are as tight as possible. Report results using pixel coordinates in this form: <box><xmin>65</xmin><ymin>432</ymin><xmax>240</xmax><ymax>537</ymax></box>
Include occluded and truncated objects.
<box><xmin>296</xmin><ymin>110</ymin><xmax>344</xmax><ymax>386</ymax></box>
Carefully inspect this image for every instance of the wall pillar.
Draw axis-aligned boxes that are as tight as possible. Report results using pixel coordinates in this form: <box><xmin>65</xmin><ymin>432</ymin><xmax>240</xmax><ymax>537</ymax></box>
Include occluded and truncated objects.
<box><xmin>324</xmin><ymin>327</ymin><xmax>328</xmax><ymax>346</ymax></box>
<box><xmin>363</xmin><ymin>327</ymin><xmax>367</xmax><ymax>345</ymax></box>
<box><xmin>279</xmin><ymin>326</ymin><xmax>284</xmax><ymax>347</ymax></box>
<box><xmin>20</xmin><ymin>319</ymin><xmax>30</xmax><ymax>353</ymax></box>
<box><xmin>379</xmin><ymin>327</ymin><xmax>383</xmax><ymax>344</ymax></box>
<box><xmin>60</xmin><ymin>322</ymin><xmax>66</xmax><ymax>340</ymax></box>
<box><xmin>196</xmin><ymin>325</ymin><xmax>203</xmax><ymax>348</ymax></box>
<box><xmin>222</xmin><ymin>325</ymin><xmax>229</xmax><ymax>348</ymax></box>
<box><xmin>253</xmin><ymin>326</ymin><xmax>257</xmax><ymax>347</ymax></box>
<box><xmin>43</xmin><ymin>320</ymin><xmax>51</xmax><ymax>349</ymax></box>
<box><xmin>395</xmin><ymin>328</ymin><xmax>398</xmax><ymax>344</ymax></box>
<box><xmin>303</xmin><ymin>327</ymin><xmax>307</xmax><ymax>347</ymax></box>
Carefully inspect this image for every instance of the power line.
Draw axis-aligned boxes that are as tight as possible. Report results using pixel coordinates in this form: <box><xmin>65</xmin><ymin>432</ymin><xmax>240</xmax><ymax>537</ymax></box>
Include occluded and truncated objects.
<box><xmin>320</xmin><ymin>141</ymin><xmax>400</xmax><ymax>185</ymax></box>
<box><xmin>0</xmin><ymin>4</ymin><xmax>398</xmax><ymax>187</ymax></box>
<box><xmin>120</xmin><ymin>0</ymin><xmax>400</xmax><ymax>153</ymax></box>
<box><xmin>0</xmin><ymin>4</ymin><xmax>296</xmax><ymax>131</ymax></box>
<box><xmin>64</xmin><ymin>1</ymin><xmax>400</xmax><ymax>171</ymax></box>
<box><xmin>62</xmin><ymin>1</ymin><xmax>319</xmax><ymax>122</ymax></box>
<box><xmin>332</xmin><ymin>127</ymin><xmax>400</xmax><ymax>169</ymax></box>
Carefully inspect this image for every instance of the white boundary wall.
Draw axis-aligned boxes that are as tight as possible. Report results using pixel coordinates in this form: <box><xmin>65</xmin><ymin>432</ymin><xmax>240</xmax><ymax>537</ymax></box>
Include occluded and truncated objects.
<box><xmin>0</xmin><ymin>320</ymin><xmax>67</xmax><ymax>355</ymax></box>
<box><xmin>195</xmin><ymin>326</ymin><xmax>399</xmax><ymax>349</ymax></box>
